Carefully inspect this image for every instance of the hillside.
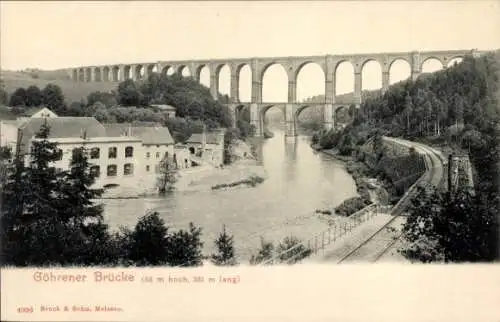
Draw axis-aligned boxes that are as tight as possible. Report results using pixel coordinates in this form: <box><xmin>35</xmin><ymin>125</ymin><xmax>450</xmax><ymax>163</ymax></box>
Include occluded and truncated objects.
<box><xmin>1</xmin><ymin>69</ymin><xmax>117</xmax><ymax>104</ymax></box>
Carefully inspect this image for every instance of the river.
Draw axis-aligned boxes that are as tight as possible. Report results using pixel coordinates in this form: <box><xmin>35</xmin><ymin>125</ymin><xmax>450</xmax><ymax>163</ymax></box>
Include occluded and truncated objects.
<box><xmin>103</xmin><ymin>128</ymin><xmax>358</xmax><ymax>262</ymax></box>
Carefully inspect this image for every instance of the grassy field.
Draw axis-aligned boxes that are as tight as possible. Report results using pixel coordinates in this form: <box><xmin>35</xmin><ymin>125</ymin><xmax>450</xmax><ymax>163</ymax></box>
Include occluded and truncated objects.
<box><xmin>1</xmin><ymin>70</ymin><xmax>118</xmax><ymax>104</ymax></box>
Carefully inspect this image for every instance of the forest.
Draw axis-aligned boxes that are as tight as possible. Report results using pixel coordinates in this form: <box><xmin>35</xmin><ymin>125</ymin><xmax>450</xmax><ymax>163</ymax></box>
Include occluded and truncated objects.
<box><xmin>314</xmin><ymin>51</ymin><xmax>500</xmax><ymax>262</ymax></box>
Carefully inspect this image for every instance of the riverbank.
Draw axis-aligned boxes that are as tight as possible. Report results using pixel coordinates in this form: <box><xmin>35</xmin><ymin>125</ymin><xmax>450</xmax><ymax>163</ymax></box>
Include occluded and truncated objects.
<box><xmin>314</xmin><ymin>146</ymin><xmax>390</xmax><ymax>217</ymax></box>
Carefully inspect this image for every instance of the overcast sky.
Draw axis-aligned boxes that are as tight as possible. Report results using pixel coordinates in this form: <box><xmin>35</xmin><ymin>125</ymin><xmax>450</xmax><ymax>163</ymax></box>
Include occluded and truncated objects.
<box><xmin>1</xmin><ymin>1</ymin><xmax>499</xmax><ymax>101</ymax></box>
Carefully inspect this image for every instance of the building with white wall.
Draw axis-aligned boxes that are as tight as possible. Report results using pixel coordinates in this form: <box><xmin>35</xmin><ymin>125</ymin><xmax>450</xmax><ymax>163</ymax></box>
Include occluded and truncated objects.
<box><xmin>185</xmin><ymin>130</ymin><xmax>225</xmax><ymax>167</ymax></box>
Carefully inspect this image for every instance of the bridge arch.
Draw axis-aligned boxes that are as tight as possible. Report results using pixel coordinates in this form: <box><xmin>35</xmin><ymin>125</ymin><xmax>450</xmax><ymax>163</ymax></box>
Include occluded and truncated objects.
<box><xmin>388</xmin><ymin>59</ymin><xmax>411</xmax><ymax>85</ymax></box>
<box><xmin>216</xmin><ymin>64</ymin><xmax>230</xmax><ymax>96</ymax></box>
<box><xmin>178</xmin><ymin>65</ymin><xmax>191</xmax><ymax>77</ymax></box>
<box><xmin>147</xmin><ymin>64</ymin><xmax>156</xmax><ymax>76</ymax></box>
<box><xmin>335</xmin><ymin>60</ymin><xmax>354</xmax><ymax>97</ymax></box>
<box><xmin>421</xmin><ymin>57</ymin><xmax>444</xmax><ymax>73</ymax></box>
<box><xmin>295</xmin><ymin>62</ymin><xmax>325</xmax><ymax>102</ymax></box>
<box><xmin>162</xmin><ymin>65</ymin><xmax>174</xmax><ymax>76</ymax></box>
<box><xmin>197</xmin><ymin>64</ymin><xmax>210</xmax><ymax>88</ymax></box>
<box><xmin>94</xmin><ymin>67</ymin><xmax>102</xmax><ymax>82</ymax></box>
<box><xmin>102</xmin><ymin>66</ymin><xmax>110</xmax><ymax>81</ymax></box>
<box><xmin>135</xmin><ymin>65</ymin><xmax>145</xmax><ymax>80</ymax></box>
<box><xmin>360</xmin><ymin>59</ymin><xmax>382</xmax><ymax>91</ymax></box>
<box><xmin>260</xmin><ymin>104</ymin><xmax>285</xmax><ymax>135</ymax></box>
<box><xmin>234</xmin><ymin>104</ymin><xmax>249</xmax><ymax>123</ymax></box>
<box><xmin>334</xmin><ymin>104</ymin><xmax>353</xmax><ymax>127</ymax></box>
<box><xmin>261</xmin><ymin>63</ymin><xmax>288</xmax><ymax>103</ymax></box>
<box><xmin>85</xmin><ymin>67</ymin><xmax>92</xmax><ymax>82</ymax></box>
<box><xmin>446</xmin><ymin>56</ymin><xmax>463</xmax><ymax>68</ymax></box>
<box><xmin>237</xmin><ymin>64</ymin><xmax>251</xmax><ymax>102</ymax></box>
<box><xmin>112</xmin><ymin>66</ymin><xmax>120</xmax><ymax>81</ymax></box>
<box><xmin>123</xmin><ymin>66</ymin><xmax>132</xmax><ymax>80</ymax></box>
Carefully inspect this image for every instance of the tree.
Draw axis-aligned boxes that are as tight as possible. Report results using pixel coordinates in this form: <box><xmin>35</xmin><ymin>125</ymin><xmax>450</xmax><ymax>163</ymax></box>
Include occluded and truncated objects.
<box><xmin>117</xmin><ymin>79</ymin><xmax>144</xmax><ymax>107</ymax></box>
<box><xmin>276</xmin><ymin>236</ymin><xmax>312</xmax><ymax>264</ymax></box>
<box><xmin>25</xmin><ymin>85</ymin><xmax>43</xmax><ymax>107</ymax></box>
<box><xmin>42</xmin><ymin>84</ymin><xmax>66</xmax><ymax>114</ymax></box>
<box><xmin>0</xmin><ymin>87</ymin><xmax>9</xmax><ymax>105</ymax></box>
<box><xmin>399</xmin><ymin>187</ymin><xmax>498</xmax><ymax>262</ymax></box>
<box><xmin>127</xmin><ymin>212</ymin><xmax>169</xmax><ymax>266</ymax></box>
<box><xmin>211</xmin><ymin>225</ymin><xmax>237</xmax><ymax>266</ymax></box>
<box><xmin>87</xmin><ymin>91</ymin><xmax>117</xmax><ymax>108</ymax></box>
<box><xmin>165</xmin><ymin>222</ymin><xmax>204</xmax><ymax>267</ymax></box>
<box><xmin>9</xmin><ymin>88</ymin><xmax>27</xmax><ymax>107</ymax></box>
<box><xmin>223</xmin><ymin>128</ymin><xmax>239</xmax><ymax>165</ymax></box>
<box><xmin>58</xmin><ymin>146</ymin><xmax>105</xmax><ymax>225</ymax></box>
<box><xmin>1</xmin><ymin>122</ymin><xmax>65</xmax><ymax>266</ymax></box>
<box><xmin>157</xmin><ymin>155</ymin><xmax>177</xmax><ymax>194</ymax></box>
<box><xmin>249</xmin><ymin>237</ymin><xmax>275</xmax><ymax>265</ymax></box>
<box><xmin>67</xmin><ymin>100</ymin><xmax>86</xmax><ymax>116</ymax></box>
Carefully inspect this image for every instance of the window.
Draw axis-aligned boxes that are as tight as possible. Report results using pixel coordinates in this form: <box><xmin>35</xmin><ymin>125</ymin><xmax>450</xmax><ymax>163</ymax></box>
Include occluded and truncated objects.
<box><xmin>156</xmin><ymin>152</ymin><xmax>160</xmax><ymax>158</ymax></box>
<box><xmin>165</xmin><ymin>151</ymin><xmax>169</xmax><ymax>158</ymax></box>
<box><xmin>146</xmin><ymin>152</ymin><xmax>150</xmax><ymax>159</ymax></box>
<box><xmin>154</xmin><ymin>164</ymin><xmax>160</xmax><ymax>173</ymax></box>
<box><xmin>156</xmin><ymin>145</ymin><xmax>160</xmax><ymax>148</ymax></box>
<box><xmin>72</xmin><ymin>148</ymin><xmax>80</xmax><ymax>159</ymax></box>
<box><xmin>55</xmin><ymin>168</ymin><xmax>63</xmax><ymax>174</ymax></box>
<box><xmin>90</xmin><ymin>165</ymin><xmax>101</xmax><ymax>178</ymax></box>
<box><xmin>125</xmin><ymin>146</ymin><xmax>134</xmax><ymax>158</ymax></box>
<box><xmin>90</xmin><ymin>147</ymin><xmax>100</xmax><ymax>159</ymax></box>
<box><xmin>124</xmin><ymin>163</ymin><xmax>134</xmax><ymax>176</ymax></box>
<box><xmin>107</xmin><ymin>165</ymin><xmax>117</xmax><ymax>177</ymax></box>
<box><xmin>146</xmin><ymin>165</ymin><xmax>150</xmax><ymax>172</ymax></box>
<box><xmin>108</xmin><ymin>147</ymin><xmax>117</xmax><ymax>159</ymax></box>
<box><xmin>56</xmin><ymin>149</ymin><xmax>63</xmax><ymax>161</ymax></box>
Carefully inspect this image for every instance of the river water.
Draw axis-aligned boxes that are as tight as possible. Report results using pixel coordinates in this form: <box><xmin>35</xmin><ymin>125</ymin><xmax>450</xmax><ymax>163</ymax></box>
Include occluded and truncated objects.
<box><xmin>103</xmin><ymin>128</ymin><xmax>358</xmax><ymax>262</ymax></box>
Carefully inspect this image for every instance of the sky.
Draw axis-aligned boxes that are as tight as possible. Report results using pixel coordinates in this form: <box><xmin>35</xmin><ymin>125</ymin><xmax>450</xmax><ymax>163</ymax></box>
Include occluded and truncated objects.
<box><xmin>1</xmin><ymin>1</ymin><xmax>500</xmax><ymax>102</ymax></box>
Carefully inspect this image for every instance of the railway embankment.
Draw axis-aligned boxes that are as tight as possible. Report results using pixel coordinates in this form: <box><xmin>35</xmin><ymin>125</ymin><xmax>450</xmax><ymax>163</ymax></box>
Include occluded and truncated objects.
<box><xmin>305</xmin><ymin>137</ymin><xmax>445</xmax><ymax>263</ymax></box>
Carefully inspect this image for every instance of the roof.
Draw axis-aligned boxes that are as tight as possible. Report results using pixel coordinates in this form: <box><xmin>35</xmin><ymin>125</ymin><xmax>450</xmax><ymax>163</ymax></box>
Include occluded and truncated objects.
<box><xmin>0</xmin><ymin>107</ymin><xmax>17</xmax><ymax>120</ymax></box>
<box><xmin>20</xmin><ymin>117</ymin><xmax>107</xmax><ymax>153</ymax></box>
<box><xmin>21</xmin><ymin>107</ymin><xmax>51</xmax><ymax>117</ymax></box>
<box><xmin>186</xmin><ymin>133</ymin><xmax>222</xmax><ymax>145</ymax></box>
<box><xmin>103</xmin><ymin>123</ymin><xmax>174</xmax><ymax>145</ymax></box>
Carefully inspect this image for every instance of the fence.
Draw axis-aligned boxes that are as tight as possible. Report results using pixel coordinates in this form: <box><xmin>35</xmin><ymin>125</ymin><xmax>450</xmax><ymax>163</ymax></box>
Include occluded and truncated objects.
<box><xmin>259</xmin><ymin>203</ymin><xmax>388</xmax><ymax>265</ymax></box>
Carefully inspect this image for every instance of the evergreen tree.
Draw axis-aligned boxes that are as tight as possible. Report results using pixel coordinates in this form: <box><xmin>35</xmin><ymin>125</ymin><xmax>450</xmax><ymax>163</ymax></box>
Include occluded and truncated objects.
<box><xmin>1</xmin><ymin>122</ymin><xmax>65</xmax><ymax>265</ymax></box>
<box><xmin>128</xmin><ymin>212</ymin><xmax>169</xmax><ymax>266</ymax></box>
<box><xmin>165</xmin><ymin>222</ymin><xmax>204</xmax><ymax>267</ymax></box>
<box><xmin>58</xmin><ymin>146</ymin><xmax>104</xmax><ymax>225</ymax></box>
<box><xmin>211</xmin><ymin>225</ymin><xmax>237</xmax><ymax>266</ymax></box>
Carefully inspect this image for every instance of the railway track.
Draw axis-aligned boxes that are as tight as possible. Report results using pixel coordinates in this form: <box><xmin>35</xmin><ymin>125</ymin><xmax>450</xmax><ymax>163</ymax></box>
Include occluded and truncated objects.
<box><xmin>337</xmin><ymin>138</ymin><xmax>445</xmax><ymax>263</ymax></box>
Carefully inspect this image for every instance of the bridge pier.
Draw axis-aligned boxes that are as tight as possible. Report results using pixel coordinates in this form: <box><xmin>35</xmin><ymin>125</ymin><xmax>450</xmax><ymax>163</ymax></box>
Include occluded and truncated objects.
<box><xmin>323</xmin><ymin>104</ymin><xmax>334</xmax><ymax>131</ymax></box>
<box><xmin>285</xmin><ymin>104</ymin><xmax>296</xmax><ymax>137</ymax></box>
<box><xmin>228</xmin><ymin>104</ymin><xmax>237</xmax><ymax>128</ymax></box>
<box><xmin>250</xmin><ymin>103</ymin><xmax>262</xmax><ymax>137</ymax></box>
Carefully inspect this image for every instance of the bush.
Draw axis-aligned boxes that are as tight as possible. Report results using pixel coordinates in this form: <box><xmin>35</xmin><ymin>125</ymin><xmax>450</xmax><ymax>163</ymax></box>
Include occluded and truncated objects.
<box><xmin>335</xmin><ymin>196</ymin><xmax>371</xmax><ymax>217</ymax></box>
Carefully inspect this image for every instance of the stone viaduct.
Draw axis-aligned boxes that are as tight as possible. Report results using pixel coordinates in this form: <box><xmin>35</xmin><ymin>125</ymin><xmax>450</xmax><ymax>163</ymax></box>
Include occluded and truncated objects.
<box><xmin>67</xmin><ymin>49</ymin><xmax>481</xmax><ymax>137</ymax></box>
